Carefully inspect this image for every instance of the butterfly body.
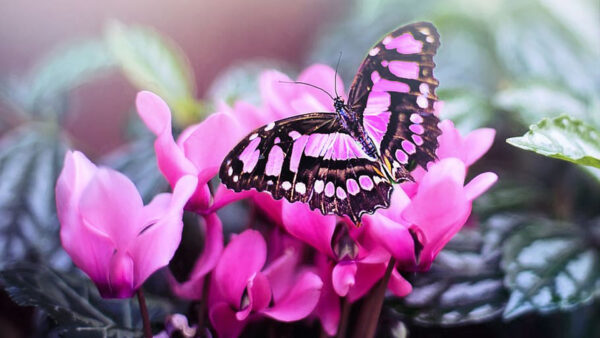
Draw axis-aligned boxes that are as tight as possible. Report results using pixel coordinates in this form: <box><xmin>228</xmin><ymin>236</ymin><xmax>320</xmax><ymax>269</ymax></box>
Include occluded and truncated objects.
<box><xmin>333</xmin><ymin>97</ymin><xmax>379</xmax><ymax>161</ymax></box>
<box><xmin>219</xmin><ymin>22</ymin><xmax>442</xmax><ymax>225</ymax></box>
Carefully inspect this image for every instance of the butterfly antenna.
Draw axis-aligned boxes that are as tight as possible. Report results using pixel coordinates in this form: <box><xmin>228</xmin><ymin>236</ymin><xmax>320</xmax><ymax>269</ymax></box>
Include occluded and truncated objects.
<box><xmin>334</xmin><ymin>51</ymin><xmax>342</xmax><ymax>98</ymax></box>
<box><xmin>279</xmin><ymin>80</ymin><xmax>335</xmax><ymax>100</ymax></box>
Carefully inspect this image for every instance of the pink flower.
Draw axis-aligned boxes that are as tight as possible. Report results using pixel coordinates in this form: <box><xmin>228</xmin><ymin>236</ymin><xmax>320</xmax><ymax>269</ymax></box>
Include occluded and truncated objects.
<box><xmin>281</xmin><ymin>203</ymin><xmax>412</xmax><ymax>335</ymax></box>
<box><xmin>364</xmin><ymin>120</ymin><xmax>498</xmax><ymax>271</ymax></box>
<box><xmin>209</xmin><ymin>229</ymin><xmax>323</xmax><ymax>338</ymax></box>
<box><xmin>136</xmin><ymin>91</ymin><xmax>245</xmax><ymax>212</ymax></box>
<box><xmin>56</xmin><ymin>151</ymin><xmax>196</xmax><ymax>298</ymax></box>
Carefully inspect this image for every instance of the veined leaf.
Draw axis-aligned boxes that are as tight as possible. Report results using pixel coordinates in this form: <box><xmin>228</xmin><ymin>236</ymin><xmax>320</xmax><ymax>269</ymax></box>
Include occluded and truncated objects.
<box><xmin>507</xmin><ymin>116</ymin><xmax>600</xmax><ymax>168</ymax></box>
<box><xmin>27</xmin><ymin>39</ymin><xmax>116</xmax><ymax>118</ymax></box>
<box><xmin>0</xmin><ymin>124</ymin><xmax>70</xmax><ymax>270</ymax></box>
<box><xmin>105</xmin><ymin>21</ymin><xmax>200</xmax><ymax>126</ymax></box>
<box><xmin>388</xmin><ymin>228</ymin><xmax>507</xmax><ymax>326</ymax></box>
<box><xmin>501</xmin><ymin>220</ymin><xmax>600</xmax><ymax>319</ymax></box>
<box><xmin>0</xmin><ymin>263</ymin><xmax>174</xmax><ymax>337</ymax></box>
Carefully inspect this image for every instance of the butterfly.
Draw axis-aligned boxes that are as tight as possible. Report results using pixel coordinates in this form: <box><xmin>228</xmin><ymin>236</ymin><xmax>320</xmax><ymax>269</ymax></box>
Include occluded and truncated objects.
<box><xmin>219</xmin><ymin>22</ymin><xmax>442</xmax><ymax>225</ymax></box>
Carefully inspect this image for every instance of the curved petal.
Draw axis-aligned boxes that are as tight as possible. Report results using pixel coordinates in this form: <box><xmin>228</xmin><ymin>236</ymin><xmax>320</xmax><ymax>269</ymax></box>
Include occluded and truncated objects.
<box><xmin>207</xmin><ymin>184</ymin><xmax>255</xmax><ymax>214</ymax></box>
<box><xmin>79</xmin><ymin>168</ymin><xmax>143</xmax><ymax>246</ymax></box>
<box><xmin>182</xmin><ymin>111</ymin><xmax>244</xmax><ymax>184</ymax></box>
<box><xmin>281</xmin><ymin>202</ymin><xmax>336</xmax><ymax>256</ymax></box>
<box><xmin>262</xmin><ymin>271</ymin><xmax>323</xmax><ymax>321</ymax></box>
<box><xmin>464</xmin><ymin>172</ymin><xmax>498</xmax><ymax>201</ymax></box>
<box><xmin>130</xmin><ymin>175</ymin><xmax>197</xmax><ymax>288</ymax></box>
<box><xmin>259</xmin><ymin>70</ymin><xmax>296</xmax><ymax>120</ymax></box>
<box><xmin>312</xmin><ymin>256</ymin><xmax>340</xmax><ymax>336</ymax></box>
<box><xmin>136</xmin><ymin>91</ymin><xmax>198</xmax><ymax>191</ymax></box>
<box><xmin>363</xmin><ymin>215</ymin><xmax>415</xmax><ymax>265</ymax></box>
<box><xmin>331</xmin><ymin>261</ymin><xmax>357</xmax><ymax>297</ymax></box>
<box><xmin>104</xmin><ymin>250</ymin><xmax>135</xmax><ymax>298</ymax></box>
<box><xmin>463</xmin><ymin>128</ymin><xmax>495</xmax><ymax>166</ymax></box>
<box><xmin>237</xmin><ymin>272</ymin><xmax>272</xmax><ymax>321</ymax></box>
<box><xmin>209</xmin><ymin>302</ymin><xmax>248</xmax><ymax>338</ymax></box>
<box><xmin>436</xmin><ymin>120</ymin><xmax>464</xmax><ymax>161</ymax></box>
<box><xmin>297</xmin><ymin>64</ymin><xmax>344</xmax><ymax>110</ymax></box>
<box><xmin>347</xmin><ymin>263</ymin><xmax>385</xmax><ymax>302</ymax></box>
<box><xmin>215</xmin><ymin>229</ymin><xmax>267</xmax><ymax>307</ymax></box>
<box><xmin>389</xmin><ymin>268</ymin><xmax>413</xmax><ymax>297</ymax></box>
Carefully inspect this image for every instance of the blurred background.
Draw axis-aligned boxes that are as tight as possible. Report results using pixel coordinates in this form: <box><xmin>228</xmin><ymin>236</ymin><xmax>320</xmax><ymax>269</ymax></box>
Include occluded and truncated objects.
<box><xmin>0</xmin><ymin>0</ymin><xmax>598</xmax><ymax>337</ymax></box>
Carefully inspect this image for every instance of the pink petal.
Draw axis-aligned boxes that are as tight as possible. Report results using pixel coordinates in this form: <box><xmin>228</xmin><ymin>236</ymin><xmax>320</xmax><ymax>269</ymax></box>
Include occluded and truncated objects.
<box><xmin>170</xmin><ymin>213</ymin><xmax>224</xmax><ymax>300</ymax></box>
<box><xmin>215</xmin><ymin>230</ymin><xmax>267</xmax><ymax>307</ymax></box>
<box><xmin>297</xmin><ymin>64</ymin><xmax>345</xmax><ymax>109</ymax></box>
<box><xmin>331</xmin><ymin>262</ymin><xmax>357</xmax><ymax>296</ymax></box>
<box><xmin>463</xmin><ymin>128</ymin><xmax>496</xmax><ymax>166</ymax></box>
<box><xmin>389</xmin><ymin>268</ymin><xmax>412</xmax><ymax>297</ymax></box>
<box><xmin>281</xmin><ymin>202</ymin><xmax>336</xmax><ymax>256</ymax></box>
<box><xmin>105</xmin><ymin>251</ymin><xmax>135</xmax><ymax>298</ymax></box>
<box><xmin>436</xmin><ymin>120</ymin><xmax>463</xmax><ymax>161</ymax></box>
<box><xmin>262</xmin><ymin>271</ymin><xmax>323</xmax><ymax>321</ymax></box>
<box><xmin>209</xmin><ymin>302</ymin><xmax>248</xmax><ymax>338</ymax></box>
<box><xmin>259</xmin><ymin>70</ymin><xmax>297</xmax><ymax>120</ymax></box>
<box><xmin>130</xmin><ymin>175</ymin><xmax>197</xmax><ymax>288</ymax></box>
<box><xmin>363</xmin><ymin>215</ymin><xmax>415</xmax><ymax>266</ymax></box>
<box><xmin>78</xmin><ymin>168</ymin><xmax>143</xmax><ymax>246</ymax></box>
<box><xmin>262</xmin><ymin>244</ymin><xmax>300</xmax><ymax>301</ymax></box>
<box><xmin>207</xmin><ymin>184</ymin><xmax>255</xmax><ymax>214</ymax></box>
<box><xmin>311</xmin><ymin>257</ymin><xmax>340</xmax><ymax>336</ymax></box>
<box><xmin>252</xmin><ymin>193</ymin><xmax>284</xmax><ymax>224</ymax></box>
<box><xmin>464</xmin><ymin>172</ymin><xmax>498</xmax><ymax>201</ymax></box>
<box><xmin>237</xmin><ymin>272</ymin><xmax>272</xmax><ymax>321</ymax></box>
<box><xmin>182</xmin><ymin>111</ymin><xmax>244</xmax><ymax>184</ymax></box>
<box><xmin>135</xmin><ymin>91</ymin><xmax>171</xmax><ymax>135</ymax></box>
<box><xmin>136</xmin><ymin>91</ymin><xmax>198</xmax><ymax>193</ymax></box>
<box><xmin>347</xmin><ymin>263</ymin><xmax>386</xmax><ymax>302</ymax></box>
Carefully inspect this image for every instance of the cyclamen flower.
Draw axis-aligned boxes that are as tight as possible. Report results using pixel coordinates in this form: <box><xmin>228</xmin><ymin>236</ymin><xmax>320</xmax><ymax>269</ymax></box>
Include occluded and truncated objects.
<box><xmin>365</xmin><ymin>121</ymin><xmax>497</xmax><ymax>271</ymax></box>
<box><xmin>209</xmin><ymin>229</ymin><xmax>323</xmax><ymax>338</ymax></box>
<box><xmin>56</xmin><ymin>151</ymin><xmax>196</xmax><ymax>298</ymax></box>
<box><xmin>136</xmin><ymin>90</ymin><xmax>244</xmax><ymax>212</ymax></box>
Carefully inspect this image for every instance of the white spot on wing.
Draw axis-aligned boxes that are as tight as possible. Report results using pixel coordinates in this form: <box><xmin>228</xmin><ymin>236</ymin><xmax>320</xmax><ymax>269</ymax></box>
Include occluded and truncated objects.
<box><xmin>417</xmin><ymin>95</ymin><xmax>428</xmax><ymax>108</ymax></box>
<box><xmin>295</xmin><ymin>182</ymin><xmax>306</xmax><ymax>195</ymax></box>
<box><xmin>227</xmin><ymin>167</ymin><xmax>233</xmax><ymax>176</ymax></box>
<box><xmin>249</xmin><ymin>133</ymin><xmax>259</xmax><ymax>140</ymax></box>
<box><xmin>314</xmin><ymin>180</ymin><xmax>324</xmax><ymax>193</ymax></box>
<box><xmin>382</xmin><ymin>36</ymin><xmax>393</xmax><ymax>45</ymax></box>
<box><xmin>265</xmin><ymin>122</ymin><xmax>275</xmax><ymax>131</ymax></box>
<box><xmin>233</xmin><ymin>175</ymin><xmax>239</xmax><ymax>182</ymax></box>
<box><xmin>426</xmin><ymin>36</ymin><xmax>434</xmax><ymax>43</ymax></box>
<box><xmin>282</xmin><ymin>181</ymin><xmax>292</xmax><ymax>190</ymax></box>
<box><xmin>369</xmin><ymin>47</ymin><xmax>380</xmax><ymax>56</ymax></box>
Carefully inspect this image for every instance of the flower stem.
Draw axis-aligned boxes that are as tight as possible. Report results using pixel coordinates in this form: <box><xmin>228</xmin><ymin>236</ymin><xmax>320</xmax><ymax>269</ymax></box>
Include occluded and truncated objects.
<box><xmin>336</xmin><ymin>297</ymin><xmax>350</xmax><ymax>338</ymax></box>
<box><xmin>352</xmin><ymin>257</ymin><xmax>396</xmax><ymax>338</ymax></box>
<box><xmin>136</xmin><ymin>289</ymin><xmax>152</xmax><ymax>338</ymax></box>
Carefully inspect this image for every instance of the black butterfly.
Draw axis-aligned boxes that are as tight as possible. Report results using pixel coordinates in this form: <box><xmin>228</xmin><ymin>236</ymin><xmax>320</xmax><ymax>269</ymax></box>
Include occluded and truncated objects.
<box><xmin>219</xmin><ymin>22</ymin><xmax>442</xmax><ymax>225</ymax></box>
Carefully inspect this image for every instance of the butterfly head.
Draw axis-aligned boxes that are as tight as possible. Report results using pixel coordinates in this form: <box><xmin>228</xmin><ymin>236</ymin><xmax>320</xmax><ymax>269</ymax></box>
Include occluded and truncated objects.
<box><xmin>333</xmin><ymin>96</ymin><xmax>345</xmax><ymax>112</ymax></box>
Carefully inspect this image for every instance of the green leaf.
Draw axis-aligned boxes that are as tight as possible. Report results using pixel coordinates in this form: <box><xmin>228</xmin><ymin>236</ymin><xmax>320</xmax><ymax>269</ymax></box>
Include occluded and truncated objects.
<box><xmin>501</xmin><ymin>219</ymin><xmax>600</xmax><ymax>319</ymax></box>
<box><xmin>0</xmin><ymin>263</ymin><xmax>174</xmax><ymax>337</ymax></box>
<box><xmin>507</xmin><ymin>115</ymin><xmax>600</xmax><ymax>168</ymax></box>
<box><xmin>1</xmin><ymin>39</ymin><xmax>115</xmax><ymax>121</ymax></box>
<box><xmin>27</xmin><ymin>39</ymin><xmax>116</xmax><ymax>118</ymax></box>
<box><xmin>388</xmin><ymin>228</ymin><xmax>507</xmax><ymax>326</ymax></box>
<box><xmin>0</xmin><ymin>124</ymin><xmax>70</xmax><ymax>270</ymax></box>
<box><xmin>105</xmin><ymin>21</ymin><xmax>200</xmax><ymax>126</ymax></box>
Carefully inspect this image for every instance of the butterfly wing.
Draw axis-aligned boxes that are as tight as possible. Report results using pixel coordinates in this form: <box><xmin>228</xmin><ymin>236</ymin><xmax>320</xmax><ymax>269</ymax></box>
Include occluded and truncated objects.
<box><xmin>348</xmin><ymin>22</ymin><xmax>442</xmax><ymax>182</ymax></box>
<box><xmin>219</xmin><ymin>113</ymin><xmax>393</xmax><ymax>224</ymax></box>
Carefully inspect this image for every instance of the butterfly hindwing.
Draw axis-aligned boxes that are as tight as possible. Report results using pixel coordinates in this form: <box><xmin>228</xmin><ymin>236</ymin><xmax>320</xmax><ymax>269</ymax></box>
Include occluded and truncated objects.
<box><xmin>348</xmin><ymin>22</ymin><xmax>442</xmax><ymax>182</ymax></box>
<box><xmin>219</xmin><ymin>113</ymin><xmax>393</xmax><ymax>223</ymax></box>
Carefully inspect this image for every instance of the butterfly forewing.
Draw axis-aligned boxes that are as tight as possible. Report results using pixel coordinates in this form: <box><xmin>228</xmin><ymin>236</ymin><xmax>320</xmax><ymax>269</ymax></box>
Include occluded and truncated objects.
<box><xmin>219</xmin><ymin>114</ymin><xmax>393</xmax><ymax>223</ymax></box>
<box><xmin>348</xmin><ymin>22</ymin><xmax>442</xmax><ymax>182</ymax></box>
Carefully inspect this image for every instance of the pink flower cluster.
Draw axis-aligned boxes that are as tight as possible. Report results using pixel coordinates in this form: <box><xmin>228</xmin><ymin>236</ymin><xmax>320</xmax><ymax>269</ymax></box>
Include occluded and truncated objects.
<box><xmin>55</xmin><ymin>64</ymin><xmax>497</xmax><ymax>337</ymax></box>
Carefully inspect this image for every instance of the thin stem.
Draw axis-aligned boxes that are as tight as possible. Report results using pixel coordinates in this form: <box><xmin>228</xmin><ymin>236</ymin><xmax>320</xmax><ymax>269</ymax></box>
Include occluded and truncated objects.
<box><xmin>336</xmin><ymin>297</ymin><xmax>351</xmax><ymax>338</ymax></box>
<box><xmin>136</xmin><ymin>289</ymin><xmax>152</xmax><ymax>338</ymax></box>
<box><xmin>197</xmin><ymin>273</ymin><xmax>212</xmax><ymax>332</ymax></box>
<box><xmin>352</xmin><ymin>257</ymin><xmax>396</xmax><ymax>338</ymax></box>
